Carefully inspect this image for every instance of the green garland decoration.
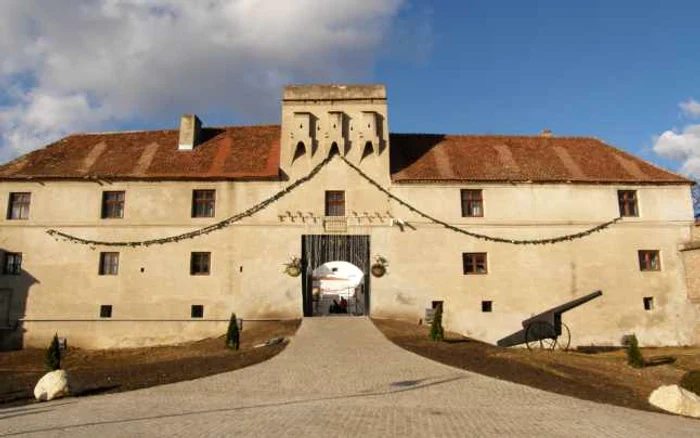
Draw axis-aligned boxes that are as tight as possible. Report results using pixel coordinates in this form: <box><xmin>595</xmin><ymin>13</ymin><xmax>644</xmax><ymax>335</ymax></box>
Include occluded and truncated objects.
<box><xmin>339</xmin><ymin>156</ymin><xmax>622</xmax><ymax>245</ymax></box>
<box><xmin>46</xmin><ymin>153</ymin><xmax>622</xmax><ymax>247</ymax></box>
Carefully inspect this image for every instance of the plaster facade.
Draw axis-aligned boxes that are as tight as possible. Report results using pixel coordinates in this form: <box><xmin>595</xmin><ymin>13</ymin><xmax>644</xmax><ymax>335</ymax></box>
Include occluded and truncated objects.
<box><xmin>0</xmin><ymin>84</ymin><xmax>698</xmax><ymax>349</ymax></box>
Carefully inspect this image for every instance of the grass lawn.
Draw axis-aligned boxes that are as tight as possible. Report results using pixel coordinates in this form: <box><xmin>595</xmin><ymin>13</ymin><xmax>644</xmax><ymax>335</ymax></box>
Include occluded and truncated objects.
<box><xmin>373</xmin><ymin>318</ymin><xmax>700</xmax><ymax>413</ymax></box>
<box><xmin>0</xmin><ymin>319</ymin><xmax>300</xmax><ymax>407</ymax></box>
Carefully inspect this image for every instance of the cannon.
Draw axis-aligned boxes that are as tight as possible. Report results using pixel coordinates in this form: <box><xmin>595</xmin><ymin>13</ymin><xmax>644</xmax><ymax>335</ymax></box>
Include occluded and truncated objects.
<box><xmin>496</xmin><ymin>290</ymin><xmax>603</xmax><ymax>351</ymax></box>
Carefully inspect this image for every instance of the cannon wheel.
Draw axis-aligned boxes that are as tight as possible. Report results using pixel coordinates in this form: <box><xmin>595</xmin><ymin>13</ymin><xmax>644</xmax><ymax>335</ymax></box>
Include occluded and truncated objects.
<box><xmin>525</xmin><ymin>321</ymin><xmax>557</xmax><ymax>351</ymax></box>
<box><xmin>557</xmin><ymin>323</ymin><xmax>571</xmax><ymax>352</ymax></box>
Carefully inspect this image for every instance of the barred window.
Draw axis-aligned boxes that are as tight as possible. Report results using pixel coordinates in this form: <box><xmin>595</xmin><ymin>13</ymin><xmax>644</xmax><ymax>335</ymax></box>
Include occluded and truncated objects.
<box><xmin>618</xmin><ymin>190</ymin><xmax>638</xmax><ymax>217</ymax></box>
<box><xmin>3</xmin><ymin>253</ymin><xmax>22</xmax><ymax>275</ymax></box>
<box><xmin>325</xmin><ymin>191</ymin><xmax>345</xmax><ymax>216</ymax></box>
<box><xmin>192</xmin><ymin>190</ymin><xmax>215</xmax><ymax>218</ymax></box>
<box><xmin>463</xmin><ymin>252</ymin><xmax>488</xmax><ymax>275</ymax></box>
<box><xmin>101</xmin><ymin>191</ymin><xmax>125</xmax><ymax>219</ymax></box>
<box><xmin>638</xmin><ymin>250</ymin><xmax>660</xmax><ymax>271</ymax></box>
<box><xmin>190</xmin><ymin>252</ymin><xmax>211</xmax><ymax>275</ymax></box>
<box><xmin>461</xmin><ymin>190</ymin><xmax>483</xmax><ymax>217</ymax></box>
<box><xmin>7</xmin><ymin>193</ymin><xmax>31</xmax><ymax>220</ymax></box>
<box><xmin>99</xmin><ymin>252</ymin><xmax>119</xmax><ymax>275</ymax></box>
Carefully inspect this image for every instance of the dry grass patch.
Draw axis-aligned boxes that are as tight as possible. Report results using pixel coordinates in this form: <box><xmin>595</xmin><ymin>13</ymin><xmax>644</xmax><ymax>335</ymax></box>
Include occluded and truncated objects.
<box><xmin>374</xmin><ymin>318</ymin><xmax>700</xmax><ymax>413</ymax></box>
<box><xmin>0</xmin><ymin>320</ymin><xmax>300</xmax><ymax>407</ymax></box>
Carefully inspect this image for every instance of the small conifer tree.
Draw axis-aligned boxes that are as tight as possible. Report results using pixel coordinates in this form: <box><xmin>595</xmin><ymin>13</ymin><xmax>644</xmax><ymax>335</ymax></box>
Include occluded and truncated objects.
<box><xmin>226</xmin><ymin>313</ymin><xmax>240</xmax><ymax>350</ymax></box>
<box><xmin>429</xmin><ymin>305</ymin><xmax>444</xmax><ymax>342</ymax></box>
<box><xmin>626</xmin><ymin>334</ymin><xmax>645</xmax><ymax>368</ymax></box>
<box><xmin>45</xmin><ymin>333</ymin><xmax>61</xmax><ymax>371</ymax></box>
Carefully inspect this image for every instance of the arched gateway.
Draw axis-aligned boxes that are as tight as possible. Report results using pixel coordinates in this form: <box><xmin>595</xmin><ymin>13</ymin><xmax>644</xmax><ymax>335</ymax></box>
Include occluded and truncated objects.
<box><xmin>301</xmin><ymin>235</ymin><xmax>370</xmax><ymax>317</ymax></box>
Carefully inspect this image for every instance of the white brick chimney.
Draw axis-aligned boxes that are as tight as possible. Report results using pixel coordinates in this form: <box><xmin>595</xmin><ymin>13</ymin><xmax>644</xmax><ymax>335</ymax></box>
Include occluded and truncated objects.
<box><xmin>178</xmin><ymin>114</ymin><xmax>202</xmax><ymax>150</ymax></box>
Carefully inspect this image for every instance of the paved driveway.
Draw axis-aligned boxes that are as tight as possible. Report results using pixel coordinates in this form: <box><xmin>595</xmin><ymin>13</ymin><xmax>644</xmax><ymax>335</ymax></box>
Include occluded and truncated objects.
<box><xmin>1</xmin><ymin>317</ymin><xmax>697</xmax><ymax>437</ymax></box>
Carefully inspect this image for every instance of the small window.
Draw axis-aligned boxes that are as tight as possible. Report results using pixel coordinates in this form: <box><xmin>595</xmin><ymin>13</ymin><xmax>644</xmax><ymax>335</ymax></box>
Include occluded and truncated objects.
<box><xmin>638</xmin><ymin>250</ymin><xmax>660</xmax><ymax>271</ymax></box>
<box><xmin>463</xmin><ymin>252</ymin><xmax>488</xmax><ymax>275</ymax></box>
<box><xmin>325</xmin><ymin>191</ymin><xmax>345</xmax><ymax>216</ymax></box>
<box><xmin>190</xmin><ymin>252</ymin><xmax>211</xmax><ymax>275</ymax></box>
<box><xmin>431</xmin><ymin>300</ymin><xmax>443</xmax><ymax>310</ymax></box>
<box><xmin>482</xmin><ymin>301</ymin><xmax>493</xmax><ymax>312</ymax></box>
<box><xmin>192</xmin><ymin>190</ymin><xmax>215</xmax><ymax>218</ymax></box>
<box><xmin>7</xmin><ymin>193</ymin><xmax>31</xmax><ymax>220</ymax></box>
<box><xmin>99</xmin><ymin>252</ymin><xmax>119</xmax><ymax>275</ymax></box>
<box><xmin>100</xmin><ymin>305</ymin><xmax>113</xmax><ymax>318</ymax></box>
<box><xmin>3</xmin><ymin>253</ymin><xmax>22</xmax><ymax>275</ymax></box>
<box><xmin>643</xmin><ymin>297</ymin><xmax>654</xmax><ymax>311</ymax></box>
<box><xmin>101</xmin><ymin>191</ymin><xmax>125</xmax><ymax>219</ymax></box>
<box><xmin>618</xmin><ymin>190</ymin><xmax>638</xmax><ymax>217</ymax></box>
<box><xmin>461</xmin><ymin>190</ymin><xmax>483</xmax><ymax>217</ymax></box>
<box><xmin>191</xmin><ymin>304</ymin><xmax>204</xmax><ymax>318</ymax></box>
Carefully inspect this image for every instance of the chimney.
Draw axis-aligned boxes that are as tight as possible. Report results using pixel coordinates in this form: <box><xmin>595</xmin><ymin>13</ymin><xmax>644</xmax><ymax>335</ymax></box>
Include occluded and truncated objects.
<box><xmin>178</xmin><ymin>114</ymin><xmax>202</xmax><ymax>150</ymax></box>
<box><xmin>540</xmin><ymin>128</ymin><xmax>553</xmax><ymax>138</ymax></box>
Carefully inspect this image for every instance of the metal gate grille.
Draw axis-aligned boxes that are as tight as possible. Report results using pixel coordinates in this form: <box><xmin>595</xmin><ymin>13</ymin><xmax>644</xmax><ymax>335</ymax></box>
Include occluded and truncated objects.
<box><xmin>301</xmin><ymin>235</ymin><xmax>370</xmax><ymax>317</ymax></box>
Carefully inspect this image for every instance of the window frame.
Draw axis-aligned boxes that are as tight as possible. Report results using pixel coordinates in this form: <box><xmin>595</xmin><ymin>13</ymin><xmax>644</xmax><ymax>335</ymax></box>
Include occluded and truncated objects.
<box><xmin>190</xmin><ymin>252</ymin><xmax>211</xmax><ymax>276</ymax></box>
<box><xmin>98</xmin><ymin>252</ymin><xmax>120</xmax><ymax>276</ymax></box>
<box><xmin>460</xmin><ymin>189</ymin><xmax>484</xmax><ymax>217</ymax></box>
<box><xmin>7</xmin><ymin>192</ymin><xmax>31</xmax><ymax>220</ymax></box>
<box><xmin>3</xmin><ymin>252</ymin><xmax>22</xmax><ymax>275</ymax></box>
<box><xmin>191</xmin><ymin>189</ymin><xmax>216</xmax><ymax>218</ymax></box>
<box><xmin>325</xmin><ymin>190</ymin><xmax>345</xmax><ymax>217</ymax></box>
<box><xmin>618</xmin><ymin>190</ymin><xmax>639</xmax><ymax>217</ymax></box>
<box><xmin>101</xmin><ymin>191</ymin><xmax>125</xmax><ymax>219</ymax></box>
<box><xmin>638</xmin><ymin>250</ymin><xmax>660</xmax><ymax>271</ymax></box>
<box><xmin>462</xmin><ymin>252</ymin><xmax>488</xmax><ymax>275</ymax></box>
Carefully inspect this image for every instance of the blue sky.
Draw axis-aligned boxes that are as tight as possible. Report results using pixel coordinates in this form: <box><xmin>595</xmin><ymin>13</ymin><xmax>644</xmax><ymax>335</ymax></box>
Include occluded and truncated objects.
<box><xmin>1</xmin><ymin>0</ymin><xmax>699</xmax><ymax>179</ymax></box>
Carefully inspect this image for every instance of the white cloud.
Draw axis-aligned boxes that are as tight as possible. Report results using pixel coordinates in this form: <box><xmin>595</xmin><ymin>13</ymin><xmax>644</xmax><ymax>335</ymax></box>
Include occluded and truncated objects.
<box><xmin>0</xmin><ymin>0</ymin><xmax>416</xmax><ymax>161</ymax></box>
<box><xmin>680</xmin><ymin>99</ymin><xmax>700</xmax><ymax>119</ymax></box>
<box><xmin>652</xmin><ymin>124</ymin><xmax>700</xmax><ymax>178</ymax></box>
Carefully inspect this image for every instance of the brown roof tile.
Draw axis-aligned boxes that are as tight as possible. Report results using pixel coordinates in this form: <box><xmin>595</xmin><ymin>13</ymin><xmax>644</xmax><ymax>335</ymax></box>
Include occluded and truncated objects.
<box><xmin>389</xmin><ymin>134</ymin><xmax>690</xmax><ymax>184</ymax></box>
<box><xmin>0</xmin><ymin>127</ymin><xmax>689</xmax><ymax>184</ymax></box>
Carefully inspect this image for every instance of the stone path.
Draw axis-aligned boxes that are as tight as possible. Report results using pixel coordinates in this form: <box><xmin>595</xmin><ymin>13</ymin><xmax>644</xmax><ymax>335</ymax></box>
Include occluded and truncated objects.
<box><xmin>1</xmin><ymin>317</ymin><xmax>697</xmax><ymax>437</ymax></box>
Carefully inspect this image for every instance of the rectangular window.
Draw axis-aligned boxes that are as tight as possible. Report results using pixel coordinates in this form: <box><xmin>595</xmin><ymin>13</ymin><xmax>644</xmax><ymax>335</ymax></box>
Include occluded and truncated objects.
<box><xmin>99</xmin><ymin>252</ymin><xmax>119</xmax><ymax>275</ymax></box>
<box><xmin>643</xmin><ymin>297</ymin><xmax>654</xmax><ymax>311</ymax></box>
<box><xmin>99</xmin><ymin>305</ymin><xmax>113</xmax><ymax>318</ymax></box>
<box><xmin>461</xmin><ymin>189</ymin><xmax>483</xmax><ymax>217</ymax></box>
<box><xmin>7</xmin><ymin>193</ymin><xmax>31</xmax><ymax>220</ymax></box>
<box><xmin>618</xmin><ymin>190</ymin><xmax>638</xmax><ymax>217</ymax></box>
<box><xmin>101</xmin><ymin>191</ymin><xmax>125</xmax><ymax>219</ymax></box>
<box><xmin>463</xmin><ymin>252</ymin><xmax>488</xmax><ymax>275</ymax></box>
<box><xmin>482</xmin><ymin>301</ymin><xmax>493</xmax><ymax>312</ymax></box>
<box><xmin>191</xmin><ymin>304</ymin><xmax>204</xmax><ymax>318</ymax></box>
<box><xmin>192</xmin><ymin>190</ymin><xmax>215</xmax><ymax>218</ymax></box>
<box><xmin>638</xmin><ymin>250</ymin><xmax>660</xmax><ymax>271</ymax></box>
<box><xmin>190</xmin><ymin>252</ymin><xmax>211</xmax><ymax>275</ymax></box>
<box><xmin>325</xmin><ymin>191</ymin><xmax>345</xmax><ymax>216</ymax></box>
<box><xmin>3</xmin><ymin>253</ymin><xmax>22</xmax><ymax>275</ymax></box>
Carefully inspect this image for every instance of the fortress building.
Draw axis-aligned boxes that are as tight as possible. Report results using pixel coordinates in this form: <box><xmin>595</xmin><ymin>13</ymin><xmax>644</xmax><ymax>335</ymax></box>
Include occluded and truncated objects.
<box><xmin>1</xmin><ymin>84</ymin><xmax>698</xmax><ymax>349</ymax></box>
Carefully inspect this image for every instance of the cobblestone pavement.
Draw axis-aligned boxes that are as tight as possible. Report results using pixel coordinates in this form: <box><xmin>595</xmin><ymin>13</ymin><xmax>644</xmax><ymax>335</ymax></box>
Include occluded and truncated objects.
<box><xmin>1</xmin><ymin>317</ymin><xmax>698</xmax><ymax>437</ymax></box>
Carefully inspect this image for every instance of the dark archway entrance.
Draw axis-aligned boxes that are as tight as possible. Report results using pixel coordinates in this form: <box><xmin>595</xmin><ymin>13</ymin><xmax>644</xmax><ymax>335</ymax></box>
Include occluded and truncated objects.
<box><xmin>301</xmin><ymin>235</ymin><xmax>370</xmax><ymax>317</ymax></box>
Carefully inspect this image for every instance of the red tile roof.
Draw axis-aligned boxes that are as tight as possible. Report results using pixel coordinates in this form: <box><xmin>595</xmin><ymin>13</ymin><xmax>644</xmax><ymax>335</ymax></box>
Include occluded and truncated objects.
<box><xmin>0</xmin><ymin>126</ymin><xmax>690</xmax><ymax>184</ymax></box>
<box><xmin>389</xmin><ymin>134</ymin><xmax>690</xmax><ymax>184</ymax></box>
<box><xmin>0</xmin><ymin>126</ymin><xmax>281</xmax><ymax>181</ymax></box>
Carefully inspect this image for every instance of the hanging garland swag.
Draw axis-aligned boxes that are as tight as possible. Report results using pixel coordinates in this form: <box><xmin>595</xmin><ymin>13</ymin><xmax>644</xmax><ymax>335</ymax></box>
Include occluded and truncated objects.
<box><xmin>46</xmin><ymin>154</ymin><xmax>622</xmax><ymax>247</ymax></box>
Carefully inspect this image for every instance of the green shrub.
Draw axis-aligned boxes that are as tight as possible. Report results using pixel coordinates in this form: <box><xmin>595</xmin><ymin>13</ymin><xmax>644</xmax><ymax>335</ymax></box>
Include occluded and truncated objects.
<box><xmin>45</xmin><ymin>333</ymin><xmax>61</xmax><ymax>371</ymax></box>
<box><xmin>429</xmin><ymin>305</ymin><xmax>444</xmax><ymax>342</ymax></box>
<box><xmin>679</xmin><ymin>370</ymin><xmax>700</xmax><ymax>396</ymax></box>
<box><xmin>626</xmin><ymin>334</ymin><xmax>645</xmax><ymax>368</ymax></box>
<box><xmin>226</xmin><ymin>313</ymin><xmax>240</xmax><ymax>350</ymax></box>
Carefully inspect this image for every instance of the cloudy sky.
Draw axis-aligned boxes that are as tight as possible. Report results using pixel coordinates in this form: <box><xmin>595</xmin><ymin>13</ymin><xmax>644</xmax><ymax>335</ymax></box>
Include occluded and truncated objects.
<box><xmin>1</xmin><ymin>0</ymin><xmax>699</xmax><ymax>181</ymax></box>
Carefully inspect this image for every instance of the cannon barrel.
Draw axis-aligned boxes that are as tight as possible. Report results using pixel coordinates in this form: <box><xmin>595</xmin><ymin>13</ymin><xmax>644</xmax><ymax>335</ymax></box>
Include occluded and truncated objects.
<box><xmin>522</xmin><ymin>290</ymin><xmax>602</xmax><ymax>327</ymax></box>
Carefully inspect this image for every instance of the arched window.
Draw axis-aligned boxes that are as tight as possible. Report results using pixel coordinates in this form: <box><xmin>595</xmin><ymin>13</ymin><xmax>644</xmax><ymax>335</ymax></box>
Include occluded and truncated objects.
<box><xmin>329</xmin><ymin>142</ymin><xmax>340</xmax><ymax>157</ymax></box>
<box><xmin>361</xmin><ymin>141</ymin><xmax>374</xmax><ymax>161</ymax></box>
<box><xmin>293</xmin><ymin>141</ymin><xmax>306</xmax><ymax>163</ymax></box>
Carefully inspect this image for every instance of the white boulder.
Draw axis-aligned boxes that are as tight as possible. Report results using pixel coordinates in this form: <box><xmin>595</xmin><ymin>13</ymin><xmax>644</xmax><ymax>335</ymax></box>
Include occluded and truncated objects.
<box><xmin>34</xmin><ymin>370</ymin><xmax>70</xmax><ymax>401</ymax></box>
<box><xmin>648</xmin><ymin>384</ymin><xmax>700</xmax><ymax>418</ymax></box>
